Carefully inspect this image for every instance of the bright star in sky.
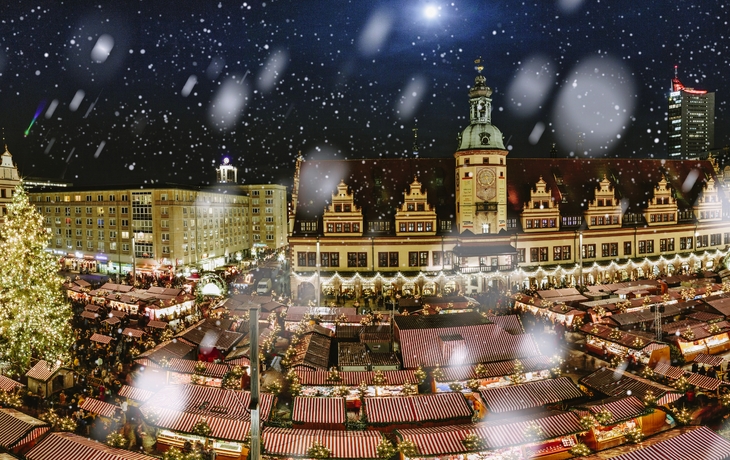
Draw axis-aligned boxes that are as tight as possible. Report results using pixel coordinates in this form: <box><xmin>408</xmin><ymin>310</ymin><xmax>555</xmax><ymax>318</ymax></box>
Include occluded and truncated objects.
<box><xmin>424</xmin><ymin>4</ymin><xmax>438</xmax><ymax>19</ymax></box>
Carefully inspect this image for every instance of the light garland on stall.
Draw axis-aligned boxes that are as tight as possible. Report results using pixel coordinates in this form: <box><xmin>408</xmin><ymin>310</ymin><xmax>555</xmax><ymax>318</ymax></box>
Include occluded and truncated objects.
<box><xmin>292</xmin><ymin>248</ymin><xmax>730</xmax><ymax>289</ymax></box>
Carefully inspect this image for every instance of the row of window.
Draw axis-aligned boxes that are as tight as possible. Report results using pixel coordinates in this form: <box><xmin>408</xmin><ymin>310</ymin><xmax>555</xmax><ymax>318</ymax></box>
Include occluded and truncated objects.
<box><xmin>297</xmin><ymin>250</ymin><xmax>456</xmax><ymax>268</ymax></box>
<box><xmin>649</xmin><ymin>213</ymin><xmax>675</xmax><ymax>223</ymax></box>
<box><xmin>589</xmin><ymin>215</ymin><xmax>620</xmax><ymax>226</ymax></box>
<box><xmin>525</xmin><ymin>218</ymin><xmax>556</xmax><ymax>229</ymax></box>
<box><xmin>399</xmin><ymin>221</ymin><xmax>434</xmax><ymax>232</ymax></box>
<box><xmin>699</xmin><ymin>210</ymin><xmax>721</xmax><ymax>219</ymax></box>
<box><xmin>326</xmin><ymin>222</ymin><xmax>361</xmax><ymax>233</ymax></box>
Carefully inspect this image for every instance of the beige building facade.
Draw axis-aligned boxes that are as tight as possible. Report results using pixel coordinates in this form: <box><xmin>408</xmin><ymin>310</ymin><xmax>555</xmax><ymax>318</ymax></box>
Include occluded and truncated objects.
<box><xmin>29</xmin><ymin>185</ymin><xmax>251</xmax><ymax>275</ymax></box>
<box><xmin>289</xmin><ymin>66</ymin><xmax>730</xmax><ymax>304</ymax></box>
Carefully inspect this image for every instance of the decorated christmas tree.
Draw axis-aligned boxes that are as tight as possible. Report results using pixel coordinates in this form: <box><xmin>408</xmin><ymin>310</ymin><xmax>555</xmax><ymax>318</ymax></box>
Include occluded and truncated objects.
<box><xmin>0</xmin><ymin>184</ymin><xmax>73</xmax><ymax>376</ymax></box>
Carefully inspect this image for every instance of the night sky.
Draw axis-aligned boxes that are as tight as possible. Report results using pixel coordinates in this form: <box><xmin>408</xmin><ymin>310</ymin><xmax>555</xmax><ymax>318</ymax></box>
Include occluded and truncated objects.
<box><xmin>0</xmin><ymin>1</ymin><xmax>728</xmax><ymax>188</ymax></box>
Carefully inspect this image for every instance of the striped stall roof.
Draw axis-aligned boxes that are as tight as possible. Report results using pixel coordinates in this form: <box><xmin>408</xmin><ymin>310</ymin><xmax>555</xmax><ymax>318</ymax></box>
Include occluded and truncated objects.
<box><xmin>478</xmin><ymin>377</ymin><xmax>584</xmax><ymax>413</ymax></box>
<box><xmin>166</xmin><ymin>358</ymin><xmax>230</xmax><ymax>378</ymax></box>
<box><xmin>292</xmin><ymin>397</ymin><xmax>347</xmax><ymax>425</ymax></box>
<box><xmin>365</xmin><ymin>392</ymin><xmax>472</xmax><ymax>424</ymax></box>
<box><xmin>574</xmin><ymin>396</ymin><xmax>646</xmax><ymax>425</ymax></box>
<box><xmin>25</xmin><ymin>361</ymin><xmax>60</xmax><ymax>382</ymax></box>
<box><xmin>139</xmin><ymin>384</ymin><xmax>274</xmax><ymax>442</ymax></box>
<box><xmin>653</xmin><ymin>363</ymin><xmax>685</xmax><ymax>380</ymax></box>
<box><xmin>395</xmin><ymin>411</ymin><xmax>582</xmax><ymax>455</ymax></box>
<box><xmin>610</xmin><ymin>426</ymin><xmax>730</xmax><ymax>460</ymax></box>
<box><xmin>580</xmin><ymin>367</ymin><xmax>681</xmax><ymax>405</ymax></box>
<box><xmin>693</xmin><ymin>353</ymin><xmax>725</xmax><ymax>367</ymax></box>
<box><xmin>81</xmin><ymin>397</ymin><xmax>119</xmax><ymax>418</ymax></box>
<box><xmin>486</xmin><ymin>315</ymin><xmax>524</xmax><ymax>335</ymax></box>
<box><xmin>399</xmin><ymin>323</ymin><xmax>541</xmax><ymax>369</ymax></box>
<box><xmin>294</xmin><ymin>369</ymin><xmax>419</xmax><ymax>386</ymax></box>
<box><xmin>118</xmin><ymin>385</ymin><xmax>154</xmax><ymax>403</ymax></box>
<box><xmin>26</xmin><ymin>432</ymin><xmax>156</xmax><ymax>460</ymax></box>
<box><xmin>90</xmin><ymin>333</ymin><xmax>114</xmax><ymax>344</ymax></box>
<box><xmin>0</xmin><ymin>409</ymin><xmax>49</xmax><ymax>450</ymax></box>
<box><xmin>122</xmin><ymin>328</ymin><xmax>145</xmax><ymax>338</ymax></box>
<box><xmin>0</xmin><ymin>374</ymin><xmax>24</xmax><ymax>392</ymax></box>
<box><xmin>686</xmin><ymin>373</ymin><xmax>723</xmax><ymax>391</ymax></box>
<box><xmin>263</xmin><ymin>427</ymin><xmax>382</xmax><ymax>459</ymax></box>
<box><xmin>437</xmin><ymin>356</ymin><xmax>552</xmax><ymax>382</ymax></box>
<box><xmin>225</xmin><ymin>357</ymin><xmax>251</xmax><ymax>367</ymax></box>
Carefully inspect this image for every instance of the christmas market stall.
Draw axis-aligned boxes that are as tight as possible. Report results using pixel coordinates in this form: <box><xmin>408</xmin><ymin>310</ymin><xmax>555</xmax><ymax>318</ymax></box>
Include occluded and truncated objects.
<box><xmin>293</xmin><ymin>369</ymin><xmax>422</xmax><ymax>402</ymax></box>
<box><xmin>571</xmin><ymin>396</ymin><xmax>664</xmax><ymax>451</ymax></box>
<box><xmin>0</xmin><ymin>374</ymin><xmax>24</xmax><ymax>393</ymax></box>
<box><xmin>24</xmin><ymin>360</ymin><xmax>74</xmax><ymax>398</ymax></box>
<box><xmin>287</xmin><ymin>331</ymin><xmax>332</xmax><ymax>371</ymax></box>
<box><xmin>664</xmin><ymin>320</ymin><xmax>730</xmax><ymax>361</ymax></box>
<box><xmin>652</xmin><ymin>362</ymin><xmax>724</xmax><ymax>394</ymax></box>
<box><xmin>261</xmin><ymin>427</ymin><xmax>383</xmax><ymax>460</ymax></box>
<box><xmin>609</xmin><ymin>426</ymin><xmax>730</xmax><ymax>460</ymax></box>
<box><xmin>394</xmin><ymin>411</ymin><xmax>584</xmax><ymax>460</ymax></box>
<box><xmin>432</xmin><ymin>356</ymin><xmax>554</xmax><ymax>392</ymax></box>
<box><xmin>475</xmin><ymin>377</ymin><xmax>584</xmax><ymax>417</ymax></box>
<box><xmin>579</xmin><ymin>367</ymin><xmax>682</xmax><ymax>407</ymax></box>
<box><xmin>512</xmin><ymin>292</ymin><xmax>587</xmax><ymax>327</ymax></box>
<box><xmin>175</xmin><ymin>318</ymin><xmax>244</xmax><ymax>361</ymax></box>
<box><xmin>163</xmin><ymin>358</ymin><xmax>230</xmax><ymax>387</ymax></box>
<box><xmin>291</xmin><ymin>396</ymin><xmax>347</xmax><ymax>430</ymax></box>
<box><xmin>394</xmin><ymin>313</ymin><xmax>542</xmax><ymax>369</ymax></box>
<box><xmin>80</xmin><ymin>397</ymin><xmax>121</xmax><ymax>423</ymax></box>
<box><xmin>364</xmin><ymin>392</ymin><xmax>474</xmax><ymax>432</ymax></box>
<box><xmin>0</xmin><ymin>408</ymin><xmax>50</xmax><ymax>455</ymax></box>
<box><xmin>580</xmin><ymin>324</ymin><xmax>669</xmax><ymax>367</ymax></box>
<box><xmin>118</xmin><ymin>385</ymin><xmax>155</xmax><ymax>407</ymax></box>
<box><xmin>140</xmin><ymin>384</ymin><xmax>275</xmax><ymax>459</ymax></box>
<box><xmin>25</xmin><ymin>432</ymin><xmax>156</xmax><ymax>460</ymax></box>
<box><xmin>64</xmin><ymin>278</ymin><xmax>91</xmax><ymax>302</ymax></box>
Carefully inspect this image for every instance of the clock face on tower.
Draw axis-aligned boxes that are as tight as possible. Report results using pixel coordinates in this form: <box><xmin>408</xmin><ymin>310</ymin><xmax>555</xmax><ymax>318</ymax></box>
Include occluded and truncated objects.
<box><xmin>477</xmin><ymin>167</ymin><xmax>496</xmax><ymax>201</ymax></box>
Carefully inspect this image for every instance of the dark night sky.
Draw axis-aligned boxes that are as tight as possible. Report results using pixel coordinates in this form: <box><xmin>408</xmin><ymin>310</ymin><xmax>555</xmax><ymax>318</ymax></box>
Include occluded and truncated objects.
<box><xmin>0</xmin><ymin>0</ymin><xmax>728</xmax><ymax>188</ymax></box>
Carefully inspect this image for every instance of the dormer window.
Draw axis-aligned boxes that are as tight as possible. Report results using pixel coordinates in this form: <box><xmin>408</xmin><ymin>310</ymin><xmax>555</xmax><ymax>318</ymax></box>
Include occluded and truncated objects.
<box><xmin>334</xmin><ymin>204</ymin><xmax>342</xmax><ymax>212</ymax></box>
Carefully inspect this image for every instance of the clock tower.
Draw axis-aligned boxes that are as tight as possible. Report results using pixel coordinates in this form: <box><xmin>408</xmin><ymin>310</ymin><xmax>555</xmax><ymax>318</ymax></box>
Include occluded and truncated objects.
<box><xmin>454</xmin><ymin>59</ymin><xmax>508</xmax><ymax>234</ymax></box>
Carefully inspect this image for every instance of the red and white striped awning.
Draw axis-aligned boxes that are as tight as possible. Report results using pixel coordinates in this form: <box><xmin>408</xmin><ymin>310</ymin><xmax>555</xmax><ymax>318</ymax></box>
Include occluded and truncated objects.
<box><xmin>225</xmin><ymin>357</ymin><xmax>251</xmax><ymax>367</ymax></box>
<box><xmin>81</xmin><ymin>397</ymin><xmax>119</xmax><ymax>418</ymax></box>
<box><xmin>399</xmin><ymin>323</ymin><xmax>541</xmax><ymax>368</ymax></box>
<box><xmin>478</xmin><ymin>377</ymin><xmax>584</xmax><ymax>413</ymax></box>
<box><xmin>139</xmin><ymin>384</ymin><xmax>274</xmax><ymax>442</ymax></box>
<box><xmin>118</xmin><ymin>385</ymin><xmax>154</xmax><ymax>403</ymax></box>
<box><xmin>292</xmin><ymin>397</ymin><xmax>347</xmax><ymax>425</ymax></box>
<box><xmin>576</xmin><ymin>396</ymin><xmax>645</xmax><ymax>425</ymax></box>
<box><xmin>90</xmin><ymin>333</ymin><xmax>114</xmax><ymax>344</ymax></box>
<box><xmin>395</xmin><ymin>411</ymin><xmax>583</xmax><ymax>455</ymax></box>
<box><xmin>693</xmin><ymin>353</ymin><xmax>725</xmax><ymax>367</ymax></box>
<box><xmin>365</xmin><ymin>392</ymin><xmax>473</xmax><ymax>424</ymax></box>
<box><xmin>263</xmin><ymin>427</ymin><xmax>382</xmax><ymax>459</ymax></box>
<box><xmin>25</xmin><ymin>361</ymin><xmax>60</xmax><ymax>382</ymax></box>
<box><xmin>122</xmin><ymin>328</ymin><xmax>145</xmax><ymax>338</ymax></box>
<box><xmin>25</xmin><ymin>432</ymin><xmax>156</xmax><ymax>460</ymax></box>
<box><xmin>294</xmin><ymin>369</ymin><xmax>420</xmax><ymax>386</ymax></box>
<box><xmin>437</xmin><ymin>356</ymin><xmax>552</xmax><ymax>382</ymax></box>
<box><xmin>0</xmin><ymin>409</ymin><xmax>49</xmax><ymax>450</ymax></box>
<box><xmin>166</xmin><ymin>358</ymin><xmax>230</xmax><ymax>378</ymax></box>
<box><xmin>0</xmin><ymin>375</ymin><xmax>24</xmax><ymax>392</ymax></box>
<box><xmin>610</xmin><ymin>426</ymin><xmax>730</xmax><ymax>460</ymax></box>
<box><xmin>653</xmin><ymin>363</ymin><xmax>685</xmax><ymax>380</ymax></box>
<box><xmin>686</xmin><ymin>373</ymin><xmax>722</xmax><ymax>391</ymax></box>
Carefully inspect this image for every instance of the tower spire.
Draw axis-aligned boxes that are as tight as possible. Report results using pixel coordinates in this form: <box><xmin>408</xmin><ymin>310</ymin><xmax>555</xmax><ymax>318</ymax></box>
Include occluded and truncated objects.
<box><xmin>412</xmin><ymin>126</ymin><xmax>419</xmax><ymax>156</ymax></box>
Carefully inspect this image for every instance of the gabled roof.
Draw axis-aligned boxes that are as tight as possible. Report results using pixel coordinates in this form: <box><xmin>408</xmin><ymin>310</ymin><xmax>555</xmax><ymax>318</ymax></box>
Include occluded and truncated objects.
<box><xmin>294</xmin><ymin>158</ymin><xmax>456</xmax><ymax>236</ymax></box>
<box><xmin>394</xmin><ymin>311</ymin><xmax>485</xmax><ymax>330</ymax></box>
<box><xmin>506</xmin><ymin>158</ymin><xmax>717</xmax><ymax>215</ymax></box>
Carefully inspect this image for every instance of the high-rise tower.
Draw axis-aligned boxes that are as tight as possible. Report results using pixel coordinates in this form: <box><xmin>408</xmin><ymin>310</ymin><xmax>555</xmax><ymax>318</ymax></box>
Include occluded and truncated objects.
<box><xmin>454</xmin><ymin>59</ymin><xmax>508</xmax><ymax>234</ymax></box>
<box><xmin>668</xmin><ymin>66</ymin><xmax>715</xmax><ymax>160</ymax></box>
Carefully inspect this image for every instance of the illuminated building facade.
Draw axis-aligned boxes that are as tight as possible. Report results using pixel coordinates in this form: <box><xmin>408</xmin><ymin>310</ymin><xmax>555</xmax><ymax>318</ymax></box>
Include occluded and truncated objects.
<box><xmin>0</xmin><ymin>146</ymin><xmax>21</xmax><ymax>223</ymax></box>
<box><xmin>289</xmin><ymin>66</ymin><xmax>730</xmax><ymax>304</ymax></box>
<box><xmin>29</xmin><ymin>185</ymin><xmax>251</xmax><ymax>274</ymax></box>
<box><xmin>668</xmin><ymin>67</ymin><xmax>715</xmax><ymax>160</ymax></box>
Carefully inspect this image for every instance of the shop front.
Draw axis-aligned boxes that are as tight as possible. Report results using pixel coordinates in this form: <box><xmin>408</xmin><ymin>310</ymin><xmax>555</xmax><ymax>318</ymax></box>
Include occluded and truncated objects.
<box><xmin>156</xmin><ymin>430</ymin><xmax>244</xmax><ymax>460</ymax></box>
<box><xmin>581</xmin><ymin>324</ymin><xmax>669</xmax><ymax>367</ymax></box>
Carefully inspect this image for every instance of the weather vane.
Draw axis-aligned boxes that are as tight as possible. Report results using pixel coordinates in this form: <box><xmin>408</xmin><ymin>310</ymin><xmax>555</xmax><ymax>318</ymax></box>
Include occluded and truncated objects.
<box><xmin>475</xmin><ymin>57</ymin><xmax>483</xmax><ymax>74</ymax></box>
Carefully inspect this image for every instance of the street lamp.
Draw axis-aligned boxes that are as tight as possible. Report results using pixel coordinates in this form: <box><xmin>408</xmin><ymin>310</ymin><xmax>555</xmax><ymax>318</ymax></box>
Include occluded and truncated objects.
<box><xmin>578</xmin><ymin>231</ymin><xmax>583</xmax><ymax>287</ymax></box>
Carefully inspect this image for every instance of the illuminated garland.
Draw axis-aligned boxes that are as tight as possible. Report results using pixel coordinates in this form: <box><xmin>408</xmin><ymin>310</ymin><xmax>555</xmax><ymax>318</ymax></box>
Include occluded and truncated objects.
<box><xmin>106</xmin><ymin>432</ymin><xmax>127</xmax><ymax>448</ymax></box>
<box><xmin>291</xmin><ymin>250</ymin><xmax>730</xmax><ymax>288</ymax></box>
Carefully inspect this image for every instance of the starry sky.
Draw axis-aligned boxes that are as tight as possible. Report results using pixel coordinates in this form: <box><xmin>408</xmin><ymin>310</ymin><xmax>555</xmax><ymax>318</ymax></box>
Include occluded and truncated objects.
<box><xmin>0</xmin><ymin>0</ymin><xmax>728</xmax><ymax>188</ymax></box>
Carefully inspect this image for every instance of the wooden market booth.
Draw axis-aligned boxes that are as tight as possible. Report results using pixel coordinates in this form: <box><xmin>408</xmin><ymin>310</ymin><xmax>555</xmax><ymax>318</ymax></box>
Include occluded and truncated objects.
<box><xmin>580</xmin><ymin>323</ymin><xmax>669</xmax><ymax>367</ymax></box>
